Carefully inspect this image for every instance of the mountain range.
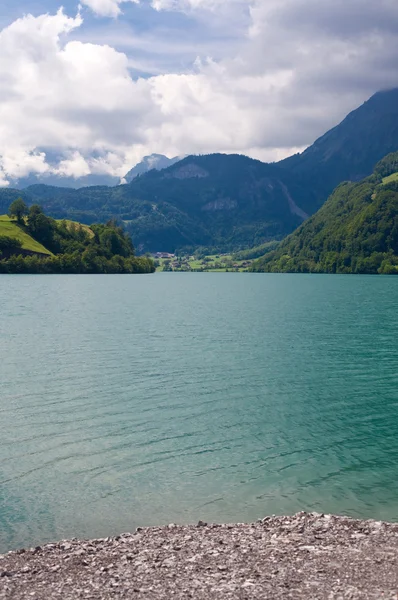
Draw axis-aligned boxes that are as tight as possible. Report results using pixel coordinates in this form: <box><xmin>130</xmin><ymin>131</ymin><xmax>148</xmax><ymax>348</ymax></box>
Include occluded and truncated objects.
<box><xmin>8</xmin><ymin>152</ymin><xmax>181</xmax><ymax>190</ymax></box>
<box><xmin>1</xmin><ymin>88</ymin><xmax>397</xmax><ymax>253</ymax></box>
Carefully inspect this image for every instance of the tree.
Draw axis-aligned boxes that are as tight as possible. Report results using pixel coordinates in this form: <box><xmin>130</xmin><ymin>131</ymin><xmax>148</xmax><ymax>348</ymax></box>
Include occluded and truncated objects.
<box><xmin>0</xmin><ymin>204</ymin><xmax>155</xmax><ymax>274</ymax></box>
<box><xmin>0</xmin><ymin>235</ymin><xmax>22</xmax><ymax>258</ymax></box>
<box><xmin>8</xmin><ymin>198</ymin><xmax>28</xmax><ymax>224</ymax></box>
<box><xmin>27</xmin><ymin>205</ymin><xmax>55</xmax><ymax>248</ymax></box>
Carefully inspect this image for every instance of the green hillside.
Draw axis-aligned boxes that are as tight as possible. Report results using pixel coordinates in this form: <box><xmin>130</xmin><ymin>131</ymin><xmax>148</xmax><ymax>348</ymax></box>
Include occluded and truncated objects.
<box><xmin>0</xmin><ymin>205</ymin><xmax>155</xmax><ymax>274</ymax></box>
<box><xmin>0</xmin><ymin>216</ymin><xmax>51</xmax><ymax>255</ymax></box>
<box><xmin>252</xmin><ymin>152</ymin><xmax>398</xmax><ymax>275</ymax></box>
<box><xmin>56</xmin><ymin>219</ymin><xmax>94</xmax><ymax>238</ymax></box>
<box><xmin>383</xmin><ymin>172</ymin><xmax>398</xmax><ymax>185</ymax></box>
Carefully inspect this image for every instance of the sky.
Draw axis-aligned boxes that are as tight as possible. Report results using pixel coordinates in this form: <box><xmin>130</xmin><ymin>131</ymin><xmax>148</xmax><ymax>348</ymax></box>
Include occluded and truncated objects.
<box><xmin>0</xmin><ymin>0</ymin><xmax>397</xmax><ymax>185</ymax></box>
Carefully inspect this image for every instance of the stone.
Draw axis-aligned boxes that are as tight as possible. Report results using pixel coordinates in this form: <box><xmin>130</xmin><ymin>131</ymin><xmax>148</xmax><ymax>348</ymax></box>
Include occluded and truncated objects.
<box><xmin>1</xmin><ymin>513</ymin><xmax>398</xmax><ymax>599</ymax></box>
<box><xmin>197</xmin><ymin>520</ymin><xmax>207</xmax><ymax>527</ymax></box>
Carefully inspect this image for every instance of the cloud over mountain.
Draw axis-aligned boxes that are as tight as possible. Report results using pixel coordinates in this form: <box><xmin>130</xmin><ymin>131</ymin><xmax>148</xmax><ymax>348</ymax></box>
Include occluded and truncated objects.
<box><xmin>0</xmin><ymin>0</ymin><xmax>397</xmax><ymax>186</ymax></box>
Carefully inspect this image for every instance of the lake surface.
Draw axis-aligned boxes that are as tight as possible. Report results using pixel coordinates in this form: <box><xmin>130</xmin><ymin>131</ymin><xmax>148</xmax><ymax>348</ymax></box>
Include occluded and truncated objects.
<box><xmin>1</xmin><ymin>273</ymin><xmax>398</xmax><ymax>552</ymax></box>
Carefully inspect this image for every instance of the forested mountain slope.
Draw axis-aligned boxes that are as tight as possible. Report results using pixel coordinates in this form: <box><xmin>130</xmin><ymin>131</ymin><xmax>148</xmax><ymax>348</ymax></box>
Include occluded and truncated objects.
<box><xmin>1</xmin><ymin>155</ymin><xmax>314</xmax><ymax>253</ymax></box>
<box><xmin>251</xmin><ymin>153</ymin><xmax>398</xmax><ymax>274</ymax></box>
<box><xmin>0</xmin><ymin>89</ymin><xmax>397</xmax><ymax>253</ymax></box>
<box><xmin>280</xmin><ymin>88</ymin><xmax>398</xmax><ymax>208</ymax></box>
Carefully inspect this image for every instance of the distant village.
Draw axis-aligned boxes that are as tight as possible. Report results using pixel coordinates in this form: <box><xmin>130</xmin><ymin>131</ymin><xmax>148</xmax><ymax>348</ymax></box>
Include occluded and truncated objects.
<box><xmin>151</xmin><ymin>252</ymin><xmax>252</xmax><ymax>272</ymax></box>
<box><xmin>153</xmin><ymin>252</ymin><xmax>175</xmax><ymax>259</ymax></box>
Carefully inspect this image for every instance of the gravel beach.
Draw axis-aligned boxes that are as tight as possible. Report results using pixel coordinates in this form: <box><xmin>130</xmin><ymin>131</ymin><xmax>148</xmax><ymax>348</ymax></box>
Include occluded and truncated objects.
<box><xmin>1</xmin><ymin>512</ymin><xmax>398</xmax><ymax>599</ymax></box>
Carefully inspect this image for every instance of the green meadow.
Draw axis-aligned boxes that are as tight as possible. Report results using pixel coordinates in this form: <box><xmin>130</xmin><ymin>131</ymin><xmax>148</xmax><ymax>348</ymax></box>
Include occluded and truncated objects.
<box><xmin>382</xmin><ymin>172</ymin><xmax>398</xmax><ymax>185</ymax></box>
<box><xmin>0</xmin><ymin>215</ymin><xmax>52</xmax><ymax>255</ymax></box>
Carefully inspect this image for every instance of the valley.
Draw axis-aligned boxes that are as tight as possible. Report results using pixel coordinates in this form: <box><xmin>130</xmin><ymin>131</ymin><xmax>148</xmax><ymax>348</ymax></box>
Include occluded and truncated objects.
<box><xmin>1</xmin><ymin>89</ymin><xmax>397</xmax><ymax>257</ymax></box>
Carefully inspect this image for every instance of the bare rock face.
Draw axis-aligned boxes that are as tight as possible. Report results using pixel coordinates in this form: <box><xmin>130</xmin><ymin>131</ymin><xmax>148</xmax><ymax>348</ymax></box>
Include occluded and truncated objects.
<box><xmin>124</xmin><ymin>154</ymin><xmax>181</xmax><ymax>182</ymax></box>
<box><xmin>168</xmin><ymin>163</ymin><xmax>209</xmax><ymax>179</ymax></box>
<box><xmin>1</xmin><ymin>513</ymin><xmax>398</xmax><ymax>599</ymax></box>
<box><xmin>201</xmin><ymin>197</ymin><xmax>238</xmax><ymax>211</ymax></box>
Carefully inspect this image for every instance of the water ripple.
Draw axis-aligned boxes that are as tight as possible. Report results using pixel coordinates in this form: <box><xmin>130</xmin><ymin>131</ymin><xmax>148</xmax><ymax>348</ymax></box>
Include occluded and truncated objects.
<box><xmin>1</xmin><ymin>273</ymin><xmax>398</xmax><ymax>552</ymax></box>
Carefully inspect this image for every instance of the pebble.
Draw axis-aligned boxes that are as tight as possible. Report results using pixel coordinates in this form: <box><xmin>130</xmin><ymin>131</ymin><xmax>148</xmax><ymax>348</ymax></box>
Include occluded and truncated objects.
<box><xmin>1</xmin><ymin>513</ymin><xmax>398</xmax><ymax>599</ymax></box>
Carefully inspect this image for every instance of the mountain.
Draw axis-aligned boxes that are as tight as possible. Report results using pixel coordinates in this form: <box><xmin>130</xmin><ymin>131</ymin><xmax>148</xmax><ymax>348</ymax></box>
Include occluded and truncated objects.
<box><xmin>1</xmin><ymin>88</ymin><xmax>397</xmax><ymax>253</ymax></box>
<box><xmin>0</xmin><ymin>189</ymin><xmax>32</xmax><ymax>216</ymax></box>
<box><xmin>16</xmin><ymin>172</ymin><xmax>120</xmax><ymax>189</ymax></box>
<box><xmin>7</xmin><ymin>148</ymin><xmax>120</xmax><ymax>189</ymax></box>
<box><xmin>8</xmin><ymin>154</ymin><xmax>314</xmax><ymax>253</ymax></box>
<box><xmin>120</xmin><ymin>154</ymin><xmax>315</xmax><ymax>251</ymax></box>
<box><xmin>124</xmin><ymin>154</ymin><xmax>181</xmax><ymax>182</ymax></box>
<box><xmin>251</xmin><ymin>152</ymin><xmax>398</xmax><ymax>274</ymax></box>
<box><xmin>6</xmin><ymin>152</ymin><xmax>180</xmax><ymax>189</ymax></box>
<box><xmin>279</xmin><ymin>88</ymin><xmax>398</xmax><ymax>209</ymax></box>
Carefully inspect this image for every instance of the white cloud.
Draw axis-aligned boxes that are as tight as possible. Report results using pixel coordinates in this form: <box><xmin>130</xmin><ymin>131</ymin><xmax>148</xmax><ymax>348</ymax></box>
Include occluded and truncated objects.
<box><xmin>0</xmin><ymin>2</ymin><xmax>397</xmax><ymax>185</ymax></box>
<box><xmin>82</xmin><ymin>0</ymin><xmax>236</xmax><ymax>14</ymax></box>
<box><xmin>0</xmin><ymin>8</ymin><xmax>154</xmax><ymax>183</ymax></box>
<box><xmin>81</xmin><ymin>0</ymin><xmax>139</xmax><ymax>18</ymax></box>
<box><xmin>0</xmin><ymin>150</ymin><xmax>50</xmax><ymax>180</ymax></box>
<box><xmin>0</xmin><ymin>174</ymin><xmax>10</xmax><ymax>188</ymax></box>
<box><xmin>55</xmin><ymin>151</ymin><xmax>91</xmax><ymax>178</ymax></box>
<box><xmin>151</xmin><ymin>0</ymin><xmax>232</xmax><ymax>11</ymax></box>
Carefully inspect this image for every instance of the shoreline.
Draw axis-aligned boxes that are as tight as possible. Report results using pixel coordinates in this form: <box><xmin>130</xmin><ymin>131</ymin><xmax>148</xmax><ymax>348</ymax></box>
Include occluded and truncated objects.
<box><xmin>1</xmin><ymin>512</ymin><xmax>398</xmax><ymax>599</ymax></box>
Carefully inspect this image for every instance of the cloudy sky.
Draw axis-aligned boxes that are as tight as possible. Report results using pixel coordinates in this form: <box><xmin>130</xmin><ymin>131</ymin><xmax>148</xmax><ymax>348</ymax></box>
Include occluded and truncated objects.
<box><xmin>0</xmin><ymin>0</ymin><xmax>397</xmax><ymax>185</ymax></box>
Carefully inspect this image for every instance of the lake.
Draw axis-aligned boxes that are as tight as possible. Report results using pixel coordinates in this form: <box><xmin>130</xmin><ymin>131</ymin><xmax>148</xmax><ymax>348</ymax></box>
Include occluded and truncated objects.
<box><xmin>1</xmin><ymin>273</ymin><xmax>398</xmax><ymax>552</ymax></box>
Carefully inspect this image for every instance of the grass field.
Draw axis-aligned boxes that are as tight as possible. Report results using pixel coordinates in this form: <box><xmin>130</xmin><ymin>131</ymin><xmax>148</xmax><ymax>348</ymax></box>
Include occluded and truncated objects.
<box><xmin>382</xmin><ymin>172</ymin><xmax>398</xmax><ymax>185</ymax></box>
<box><xmin>0</xmin><ymin>216</ymin><xmax>52</xmax><ymax>255</ymax></box>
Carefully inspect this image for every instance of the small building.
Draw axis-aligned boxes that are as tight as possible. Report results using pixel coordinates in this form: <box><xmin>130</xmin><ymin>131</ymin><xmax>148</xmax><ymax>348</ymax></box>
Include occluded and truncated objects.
<box><xmin>154</xmin><ymin>252</ymin><xmax>175</xmax><ymax>259</ymax></box>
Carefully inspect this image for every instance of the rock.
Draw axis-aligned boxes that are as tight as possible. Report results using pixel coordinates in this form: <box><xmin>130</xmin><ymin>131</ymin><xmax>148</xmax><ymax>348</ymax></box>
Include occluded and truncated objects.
<box><xmin>1</xmin><ymin>513</ymin><xmax>398</xmax><ymax>599</ymax></box>
<box><xmin>60</xmin><ymin>543</ymin><xmax>72</xmax><ymax>551</ymax></box>
<box><xmin>242</xmin><ymin>580</ymin><xmax>256</xmax><ymax>588</ymax></box>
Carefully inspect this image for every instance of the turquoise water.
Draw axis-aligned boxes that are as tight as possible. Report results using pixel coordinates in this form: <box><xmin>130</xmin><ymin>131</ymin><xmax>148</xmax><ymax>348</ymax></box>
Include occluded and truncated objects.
<box><xmin>1</xmin><ymin>273</ymin><xmax>398</xmax><ymax>552</ymax></box>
